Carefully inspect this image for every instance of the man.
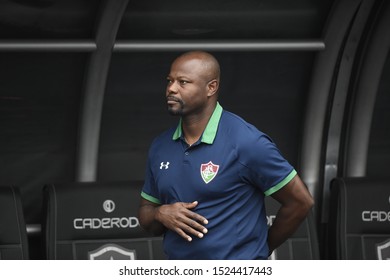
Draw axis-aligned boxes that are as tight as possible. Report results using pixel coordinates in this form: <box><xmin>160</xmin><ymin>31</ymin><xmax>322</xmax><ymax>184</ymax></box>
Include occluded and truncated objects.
<box><xmin>138</xmin><ymin>51</ymin><xmax>314</xmax><ymax>259</ymax></box>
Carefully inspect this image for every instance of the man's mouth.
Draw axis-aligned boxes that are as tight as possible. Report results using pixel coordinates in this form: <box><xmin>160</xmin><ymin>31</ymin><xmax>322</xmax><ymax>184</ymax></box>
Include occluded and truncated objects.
<box><xmin>167</xmin><ymin>96</ymin><xmax>182</xmax><ymax>105</ymax></box>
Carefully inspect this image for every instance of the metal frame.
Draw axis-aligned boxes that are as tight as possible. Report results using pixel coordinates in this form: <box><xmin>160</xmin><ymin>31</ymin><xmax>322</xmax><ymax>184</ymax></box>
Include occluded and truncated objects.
<box><xmin>0</xmin><ymin>40</ymin><xmax>96</xmax><ymax>52</ymax></box>
<box><xmin>75</xmin><ymin>0</ymin><xmax>129</xmax><ymax>182</ymax></box>
<box><xmin>321</xmin><ymin>0</ymin><xmax>376</xmax><ymax>222</ymax></box>
<box><xmin>113</xmin><ymin>40</ymin><xmax>324</xmax><ymax>52</ymax></box>
<box><xmin>345</xmin><ymin>0</ymin><xmax>390</xmax><ymax>176</ymax></box>
<box><xmin>299</xmin><ymin>0</ymin><xmax>362</xmax><ymax>219</ymax></box>
<box><xmin>0</xmin><ymin>39</ymin><xmax>324</xmax><ymax>52</ymax></box>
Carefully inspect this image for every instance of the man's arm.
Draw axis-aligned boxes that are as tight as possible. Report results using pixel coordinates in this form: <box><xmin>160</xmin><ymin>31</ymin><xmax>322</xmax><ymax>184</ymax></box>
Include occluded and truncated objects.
<box><xmin>138</xmin><ymin>198</ymin><xmax>209</xmax><ymax>242</ymax></box>
<box><xmin>267</xmin><ymin>174</ymin><xmax>314</xmax><ymax>253</ymax></box>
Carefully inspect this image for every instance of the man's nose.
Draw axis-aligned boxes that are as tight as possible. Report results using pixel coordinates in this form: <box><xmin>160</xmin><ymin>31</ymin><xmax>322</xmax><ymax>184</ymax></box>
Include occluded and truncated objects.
<box><xmin>167</xmin><ymin>80</ymin><xmax>179</xmax><ymax>93</ymax></box>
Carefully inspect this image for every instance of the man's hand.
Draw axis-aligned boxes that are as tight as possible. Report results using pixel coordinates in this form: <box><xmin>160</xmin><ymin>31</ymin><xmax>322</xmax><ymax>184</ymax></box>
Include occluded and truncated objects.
<box><xmin>155</xmin><ymin>201</ymin><xmax>208</xmax><ymax>242</ymax></box>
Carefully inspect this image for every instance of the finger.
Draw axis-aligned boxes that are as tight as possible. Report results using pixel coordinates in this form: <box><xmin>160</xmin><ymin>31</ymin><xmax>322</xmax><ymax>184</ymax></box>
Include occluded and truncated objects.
<box><xmin>179</xmin><ymin>216</ymin><xmax>208</xmax><ymax>236</ymax></box>
<box><xmin>182</xmin><ymin>201</ymin><xmax>198</xmax><ymax>209</ymax></box>
<box><xmin>175</xmin><ymin>227</ymin><xmax>193</xmax><ymax>242</ymax></box>
<box><xmin>186</xmin><ymin>209</ymin><xmax>209</xmax><ymax>226</ymax></box>
<box><xmin>180</xmin><ymin>222</ymin><xmax>206</xmax><ymax>239</ymax></box>
<box><xmin>182</xmin><ymin>202</ymin><xmax>209</xmax><ymax>225</ymax></box>
<box><xmin>172</xmin><ymin>202</ymin><xmax>209</xmax><ymax>236</ymax></box>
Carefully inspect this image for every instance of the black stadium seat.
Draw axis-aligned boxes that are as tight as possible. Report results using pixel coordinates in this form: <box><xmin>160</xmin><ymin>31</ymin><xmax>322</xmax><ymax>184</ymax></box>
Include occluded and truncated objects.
<box><xmin>328</xmin><ymin>177</ymin><xmax>390</xmax><ymax>259</ymax></box>
<box><xmin>265</xmin><ymin>196</ymin><xmax>320</xmax><ymax>259</ymax></box>
<box><xmin>0</xmin><ymin>186</ymin><xmax>29</xmax><ymax>259</ymax></box>
<box><xmin>42</xmin><ymin>181</ymin><xmax>165</xmax><ymax>260</ymax></box>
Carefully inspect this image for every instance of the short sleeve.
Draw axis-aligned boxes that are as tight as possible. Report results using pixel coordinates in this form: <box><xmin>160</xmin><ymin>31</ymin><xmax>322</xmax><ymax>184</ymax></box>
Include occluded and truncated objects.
<box><xmin>239</xmin><ymin>133</ymin><xmax>295</xmax><ymax>195</ymax></box>
<box><xmin>141</xmin><ymin>151</ymin><xmax>161</xmax><ymax>204</ymax></box>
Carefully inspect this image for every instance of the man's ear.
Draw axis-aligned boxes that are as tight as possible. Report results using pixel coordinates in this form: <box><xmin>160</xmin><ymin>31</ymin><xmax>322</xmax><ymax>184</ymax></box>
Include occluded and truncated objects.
<box><xmin>207</xmin><ymin>79</ymin><xmax>219</xmax><ymax>97</ymax></box>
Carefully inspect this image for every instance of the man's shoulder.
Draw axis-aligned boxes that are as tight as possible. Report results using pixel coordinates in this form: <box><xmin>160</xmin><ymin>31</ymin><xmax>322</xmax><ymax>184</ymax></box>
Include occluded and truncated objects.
<box><xmin>221</xmin><ymin>110</ymin><xmax>265</xmax><ymax>137</ymax></box>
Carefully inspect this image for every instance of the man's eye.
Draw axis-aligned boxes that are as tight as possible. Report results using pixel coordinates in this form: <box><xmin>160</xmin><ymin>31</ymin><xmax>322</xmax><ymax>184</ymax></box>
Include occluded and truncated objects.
<box><xmin>180</xmin><ymin>80</ymin><xmax>188</xmax><ymax>85</ymax></box>
<box><xmin>166</xmin><ymin>78</ymin><xmax>173</xmax><ymax>83</ymax></box>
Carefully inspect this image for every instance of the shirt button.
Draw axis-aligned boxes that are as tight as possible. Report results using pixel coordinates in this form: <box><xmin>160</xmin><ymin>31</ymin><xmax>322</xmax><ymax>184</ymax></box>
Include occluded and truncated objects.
<box><xmin>185</xmin><ymin>152</ymin><xmax>189</xmax><ymax>156</ymax></box>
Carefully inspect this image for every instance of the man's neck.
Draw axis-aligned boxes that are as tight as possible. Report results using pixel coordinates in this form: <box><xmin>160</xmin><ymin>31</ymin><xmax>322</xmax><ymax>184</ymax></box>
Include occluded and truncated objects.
<box><xmin>181</xmin><ymin>103</ymin><xmax>216</xmax><ymax>145</ymax></box>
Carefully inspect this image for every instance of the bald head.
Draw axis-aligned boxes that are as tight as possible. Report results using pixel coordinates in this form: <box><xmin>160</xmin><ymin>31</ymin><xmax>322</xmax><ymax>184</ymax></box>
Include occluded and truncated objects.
<box><xmin>173</xmin><ymin>51</ymin><xmax>220</xmax><ymax>84</ymax></box>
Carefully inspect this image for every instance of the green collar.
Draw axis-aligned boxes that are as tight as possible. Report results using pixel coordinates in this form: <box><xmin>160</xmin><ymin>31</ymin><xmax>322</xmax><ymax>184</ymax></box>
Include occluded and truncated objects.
<box><xmin>172</xmin><ymin>102</ymin><xmax>223</xmax><ymax>144</ymax></box>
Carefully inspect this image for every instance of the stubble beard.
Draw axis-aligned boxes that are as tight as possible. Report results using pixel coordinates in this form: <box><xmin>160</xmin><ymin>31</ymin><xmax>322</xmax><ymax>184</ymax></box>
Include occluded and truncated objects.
<box><xmin>167</xmin><ymin>100</ymin><xmax>185</xmax><ymax>116</ymax></box>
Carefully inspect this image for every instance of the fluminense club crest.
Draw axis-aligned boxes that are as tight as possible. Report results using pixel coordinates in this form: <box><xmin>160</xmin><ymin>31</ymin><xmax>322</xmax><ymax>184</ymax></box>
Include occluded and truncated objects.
<box><xmin>200</xmin><ymin>161</ymin><xmax>219</xmax><ymax>184</ymax></box>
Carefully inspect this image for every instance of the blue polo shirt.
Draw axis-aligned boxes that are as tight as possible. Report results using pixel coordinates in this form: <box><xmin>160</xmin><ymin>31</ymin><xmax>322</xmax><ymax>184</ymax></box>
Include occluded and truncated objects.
<box><xmin>141</xmin><ymin>103</ymin><xmax>296</xmax><ymax>259</ymax></box>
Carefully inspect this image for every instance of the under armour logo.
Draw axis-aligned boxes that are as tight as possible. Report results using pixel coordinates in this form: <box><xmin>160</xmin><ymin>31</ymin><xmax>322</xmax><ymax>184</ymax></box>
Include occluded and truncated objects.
<box><xmin>160</xmin><ymin>162</ymin><xmax>170</xmax><ymax>169</ymax></box>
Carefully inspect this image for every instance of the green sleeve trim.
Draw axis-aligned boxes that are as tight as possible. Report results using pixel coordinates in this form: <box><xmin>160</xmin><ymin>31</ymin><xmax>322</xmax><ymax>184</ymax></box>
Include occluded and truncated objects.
<box><xmin>141</xmin><ymin>191</ymin><xmax>161</xmax><ymax>204</ymax></box>
<box><xmin>264</xmin><ymin>169</ymin><xmax>297</xmax><ymax>196</ymax></box>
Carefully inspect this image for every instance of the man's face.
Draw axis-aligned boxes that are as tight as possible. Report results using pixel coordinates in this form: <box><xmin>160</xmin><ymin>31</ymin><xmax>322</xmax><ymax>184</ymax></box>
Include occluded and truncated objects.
<box><xmin>166</xmin><ymin>57</ymin><xmax>210</xmax><ymax>116</ymax></box>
